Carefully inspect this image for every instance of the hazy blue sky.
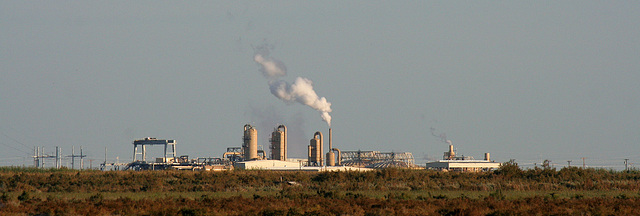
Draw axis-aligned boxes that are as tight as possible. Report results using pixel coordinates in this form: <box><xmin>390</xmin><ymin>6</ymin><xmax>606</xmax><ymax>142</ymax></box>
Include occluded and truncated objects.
<box><xmin>1</xmin><ymin>1</ymin><xmax>639</xmax><ymax>169</ymax></box>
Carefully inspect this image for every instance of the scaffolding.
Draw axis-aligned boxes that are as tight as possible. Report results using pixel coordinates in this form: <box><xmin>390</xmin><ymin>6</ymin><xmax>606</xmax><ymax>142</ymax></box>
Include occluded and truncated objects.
<box><xmin>339</xmin><ymin>150</ymin><xmax>415</xmax><ymax>168</ymax></box>
<box><xmin>132</xmin><ymin>137</ymin><xmax>176</xmax><ymax>162</ymax></box>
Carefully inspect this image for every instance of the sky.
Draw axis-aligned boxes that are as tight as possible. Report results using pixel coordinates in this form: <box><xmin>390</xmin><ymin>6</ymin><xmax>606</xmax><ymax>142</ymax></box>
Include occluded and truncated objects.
<box><xmin>1</xmin><ymin>1</ymin><xmax>639</xmax><ymax>170</ymax></box>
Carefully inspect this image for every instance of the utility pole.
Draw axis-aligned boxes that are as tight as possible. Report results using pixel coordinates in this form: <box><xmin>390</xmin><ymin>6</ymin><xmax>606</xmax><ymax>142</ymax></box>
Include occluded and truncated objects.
<box><xmin>59</xmin><ymin>147</ymin><xmax>63</xmax><ymax>169</ymax></box>
<box><xmin>102</xmin><ymin>147</ymin><xmax>107</xmax><ymax>171</ymax></box>
<box><xmin>582</xmin><ymin>157</ymin><xmax>586</xmax><ymax>169</ymax></box>
<box><xmin>33</xmin><ymin>147</ymin><xmax>37</xmax><ymax>167</ymax></box>
<box><xmin>624</xmin><ymin>159</ymin><xmax>629</xmax><ymax>171</ymax></box>
<box><xmin>34</xmin><ymin>146</ymin><xmax>40</xmax><ymax>168</ymax></box>
<box><xmin>67</xmin><ymin>146</ymin><xmax>86</xmax><ymax>170</ymax></box>
<box><xmin>80</xmin><ymin>146</ymin><xmax>84</xmax><ymax>170</ymax></box>
<box><xmin>55</xmin><ymin>146</ymin><xmax>60</xmax><ymax>169</ymax></box>
<box><xmin>71</xmin><ymin>146</ymin><xmax>75</xmax><ymax>169</ymax></box>
<box><xmin>42</xmin><ymin>147</ymin><xmax>46</xmax><ymax>168</ymax></box>
<box><xmin>41</xmin><ymin>147</ymin><xmax>45</xmax><ymax>168</ymax></box>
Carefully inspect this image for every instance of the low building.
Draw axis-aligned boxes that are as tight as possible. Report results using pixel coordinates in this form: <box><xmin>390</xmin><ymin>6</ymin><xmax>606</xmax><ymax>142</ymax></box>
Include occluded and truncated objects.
<box><xmin>234</xmin><ymin>159</ymin><xmax>374</xmax><ymax>172</ymax></box>
<box><xmin>234</xmin><ymin>160</ymin><xmax>302</xmax><ymax>170</ymax></box>
<box><xmin>425</xmin><ymin>143</ymin><xmax>501</xmax><ymax>172</ymax></box>
<box><xmin>425</xmin><ymin>159</ymin><xmax>501</xmax><ymax>172</ymax></box>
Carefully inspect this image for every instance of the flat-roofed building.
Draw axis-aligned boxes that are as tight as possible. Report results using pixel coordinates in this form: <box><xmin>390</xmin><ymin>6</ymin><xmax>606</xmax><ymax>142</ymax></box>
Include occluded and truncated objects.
<box><xmin>426</xmin><ymin>144</ymin><xmax>500</xmax><ymax>172</ymax></box>
<box><xmin>426</xmin><ymin>159</ymin><xmax>501</xmax><ymax>172</ymax></box>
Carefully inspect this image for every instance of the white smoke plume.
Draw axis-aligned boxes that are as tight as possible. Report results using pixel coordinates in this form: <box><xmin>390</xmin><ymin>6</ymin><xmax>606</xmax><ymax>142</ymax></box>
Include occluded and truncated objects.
<box><xmin>430</xmin><ymin>127</ymin><xmax>451</xmax><ymax>145</ymax></box>
<box><xmin>254</xmin><ymin>54</ymin><xmax>287</xmax><ymax>78</ymax></box>
<box><xmin>254</xmin><ymin>48</ymin><xmax>332</xmax><ymax>126</ymax></box>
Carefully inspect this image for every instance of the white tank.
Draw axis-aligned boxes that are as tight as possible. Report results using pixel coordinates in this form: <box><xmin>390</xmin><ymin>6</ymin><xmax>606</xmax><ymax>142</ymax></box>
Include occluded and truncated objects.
<box><xmin>243</xmin><ymin>124</ymin><xmax>258</xmax><ymax>161</ymax></box>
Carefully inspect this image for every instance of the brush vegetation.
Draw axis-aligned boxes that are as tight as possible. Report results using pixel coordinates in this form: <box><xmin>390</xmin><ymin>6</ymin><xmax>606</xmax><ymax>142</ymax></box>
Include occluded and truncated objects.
<box><xmin>0</xmin><ymin>163</ymin><xmax>639</xmax><ymax>215</ymax></box>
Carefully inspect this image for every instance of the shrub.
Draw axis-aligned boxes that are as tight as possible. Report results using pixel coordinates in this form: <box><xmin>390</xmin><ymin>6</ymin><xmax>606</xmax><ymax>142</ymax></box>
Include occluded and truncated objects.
<box><xmin>494</xmin><ymin>160</ymin><xmax>522</xmax><ymax>178</ymax></box>
<box><xmin>17</xmin><ymin>191</ymin><xmax>30</xmax><ymax>201</ymax></box>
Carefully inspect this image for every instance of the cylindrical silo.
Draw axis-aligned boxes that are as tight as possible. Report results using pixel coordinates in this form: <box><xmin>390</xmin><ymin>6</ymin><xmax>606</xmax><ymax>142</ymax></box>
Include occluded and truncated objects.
<box><xmin>484</xmin><ymin>153</ymin><xmax>490</xmax><ymax>161</ymax></box>
<box><xmin>309</xmin><ymin>138</ymin><xmax>318</xmax><ymax>165</ymax></box>
<box><xmin>308</xmin><ymin>131</ymin><xmax>323</xmax><ymax>166</ymax></box>
<box><xmin>326</xmin><ymin>151</ymin><xmax>335</xmax><ymax>166</ymax></box>
<box><xmin>270</xmin><ymin>125</ymin><xmax>286</xmax><ymax>161</ymax></box>
<box><xmin>243</xmin><ymin>124</ymin><xmax>258</xmax><ymax>161</ymax></box>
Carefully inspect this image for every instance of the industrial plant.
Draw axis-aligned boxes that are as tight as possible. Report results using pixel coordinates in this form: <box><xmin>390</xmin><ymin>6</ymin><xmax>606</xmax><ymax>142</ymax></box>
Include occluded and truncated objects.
<box><xmin>109</xmin><ymin>124</ymin><xmax>420</xmax><ymax>171</ymax></box>
<box><xmin>30</xmin><ymin>124</ymin><xmax>499</xmax><ymax>172</ymax></box>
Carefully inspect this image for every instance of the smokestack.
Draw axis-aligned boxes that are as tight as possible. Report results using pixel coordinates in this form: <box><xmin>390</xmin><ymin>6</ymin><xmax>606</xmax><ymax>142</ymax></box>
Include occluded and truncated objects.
<box><xmin>326</xmin><ymin>128</ymin><xmax>335</xmax><ymax>166</ymax></box>
<box><xmin>329</xmin><ymin>128</ymin><xmax>332</xmax><ymax>150</ymax></box>
<box><xmin>445</xmin><ymin>143</ymin><xmax>455</xmax><ymax>160</ymax></box>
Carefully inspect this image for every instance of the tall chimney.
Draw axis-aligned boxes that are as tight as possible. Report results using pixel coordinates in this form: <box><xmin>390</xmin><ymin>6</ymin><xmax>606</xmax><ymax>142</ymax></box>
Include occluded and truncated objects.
<box><xmin>329</xmin><ymin>128</ymin><xmax>332</xmax><ymax>150</ymax></box>
<box><xmin>326</xmin><ymin>128</ymin><xmax>336</xmax><ymax>166</ymax></box>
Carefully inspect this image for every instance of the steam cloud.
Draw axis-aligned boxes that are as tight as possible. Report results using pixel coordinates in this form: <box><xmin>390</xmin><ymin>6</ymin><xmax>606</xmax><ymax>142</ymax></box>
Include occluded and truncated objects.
<box><xmin>254</xmin><ymin>50</ymin><xmax>332</xmax><ymax>127</ymax></box>
<box><xmin>254</xmin><ymin>54</ymin><xmax>287</xmax><ymax>78</ymax></box>
<box><xmin>430</xmin><ymin>127</ymin><xmax>452</xmax><ymax>145</ymax></box>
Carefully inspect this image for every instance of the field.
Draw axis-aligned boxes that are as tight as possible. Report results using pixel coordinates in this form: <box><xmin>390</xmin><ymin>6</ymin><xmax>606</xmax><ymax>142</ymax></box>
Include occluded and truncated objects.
<box><xmin>1</xmin><ymin>163</ymin><xmax>639</xmax><ymax>215</ymax></box>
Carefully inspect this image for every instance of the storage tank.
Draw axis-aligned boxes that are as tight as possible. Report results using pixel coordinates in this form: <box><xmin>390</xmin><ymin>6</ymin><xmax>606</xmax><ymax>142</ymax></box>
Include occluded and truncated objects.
<box><xmin>326</xmin><ymin>152</ymin><xmax>335</xmax><ymax>166</ymax></box>
<box><xmin>243</xmin><ymin>124</ymin><xmax>258</xmax><ymax>161</ymax></box>
<box><xmin>308</xmin><ymin>131</ymin><xmax>323</xmax><ymax>166</ymax></box>
<box><xmin>270</xmin><ymin>125</ymin><xmax>287</xmax><ymax>161</ymax></box>
<box><xmin>484</xmin><ymin>153</ymin><xmax>490</xmax><ymax>161</ymax></box>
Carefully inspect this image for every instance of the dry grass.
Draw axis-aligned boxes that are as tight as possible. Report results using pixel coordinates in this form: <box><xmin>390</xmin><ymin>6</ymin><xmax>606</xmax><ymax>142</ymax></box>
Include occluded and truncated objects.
<box><xmin>0</xmin><ymin>166</ymin><xmax>639</xmax><ymax>215</ymax></box>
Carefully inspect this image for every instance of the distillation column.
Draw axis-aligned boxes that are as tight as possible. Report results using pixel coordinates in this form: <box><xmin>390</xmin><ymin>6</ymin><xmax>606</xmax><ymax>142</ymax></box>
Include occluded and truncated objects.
<box><xmin>243</xmin><ymin>124</ymin><xmax>258</xmax><ymax>161</ymax></box>
<box><xmin>270</xmin><ymin>125</ymin><xmax>287</xmax><ymax>161</ymax></box>
<box><xmin>308</xmin><ymin>131</ymin><xmax>323</xmax><ymax>166</ymax></box>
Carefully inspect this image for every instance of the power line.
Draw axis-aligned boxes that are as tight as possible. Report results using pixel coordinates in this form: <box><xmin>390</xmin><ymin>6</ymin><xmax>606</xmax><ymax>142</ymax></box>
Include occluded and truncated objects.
<box><xmin>0</xmin><ymin>156</ymin><xmax>26</xmax><ymax>161</ymax></box>
<box><xmin>0</xmin><ymin>130</ymin><xmax>34</xmax><ymax>152</ymax></box>
<box><xmin>0</xmin><ymin>140</ymin><xmax>31</xmax><ymax>155</ymax></box>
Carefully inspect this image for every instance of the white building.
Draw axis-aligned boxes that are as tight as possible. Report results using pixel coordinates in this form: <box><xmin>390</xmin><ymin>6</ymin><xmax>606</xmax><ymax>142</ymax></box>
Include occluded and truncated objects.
<box><xmin>234</xmin><ymin>159</ymin><xmax>374</xmax><ymax>172</ymax></box>
<box><xmin>425</xmin><ymin>159</ymin><xmax>501</xmax><ymax>172</ymax></box>
<box><xmin>234</xmin><ymin>160</ymin><xmax>302</xmax><ymax>170</ymax></box>
<box><xmin>425</xmin><ymin>144</ymin><xmax>501</xmax><ymax>172</ymax></box>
